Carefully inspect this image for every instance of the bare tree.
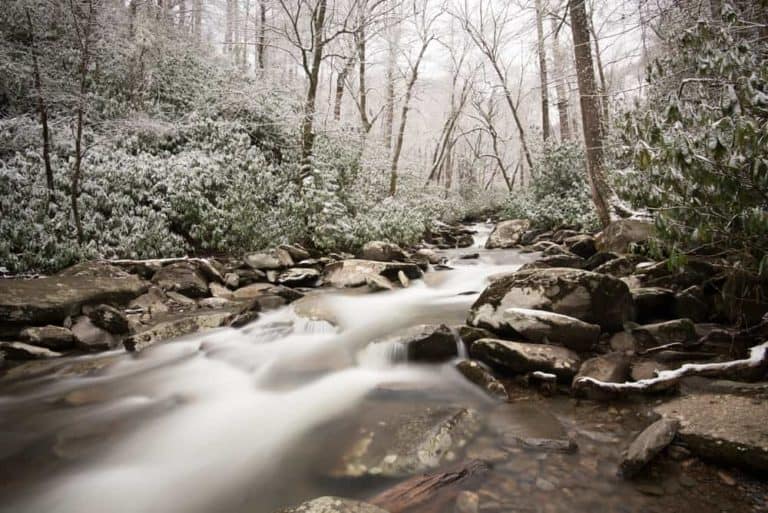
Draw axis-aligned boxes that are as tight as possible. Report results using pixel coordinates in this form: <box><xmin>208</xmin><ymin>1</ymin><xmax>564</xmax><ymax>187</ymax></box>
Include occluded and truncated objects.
<box><xmin>24</xmin><ymin>7</ymin><xmax>55</xmax><ymax>200</ymax></box>
<box><xmin>67</xmin><ymin>0</ymin><xmax>97</xmax><ymax>244</ymax></box>
<box><xmin>454</xmin><ymin>0</ymin><xmax>533</xmax><ymax>170</ymax></box>
<box><xmin>549</xmin><ymin>3</ymin><xmax>570</xmax><ymax>141</ymax></box>
<box><xmin>569</xmin><ymin>0</ymin><xmax>610</xmax><ymax>227</ymax></box>
<box><xmin>534</xmin><ymin>0</ymin><xmax>550</xmax><ymax>140</ymax></box>
<box><xmin>389</xmin><ymin>0</ymin><xmax>440</xmax><ymax>196</ymax></box>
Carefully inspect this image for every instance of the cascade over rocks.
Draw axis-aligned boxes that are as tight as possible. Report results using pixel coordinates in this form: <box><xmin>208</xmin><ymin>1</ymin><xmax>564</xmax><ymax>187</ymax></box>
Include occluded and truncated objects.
<box><xmin>374</xmin><ymin>324</ymin><xmax>459</xmax><ymax>362</ymax></box>
<box><xmin>485</xmin><ymin>220</ymin><xmax>531</xmax><ymax>249</ymax></box>
<box><xmin>469</xmin><ymin>267</ymin><xmax>633</xmax><ymax>332</ymax></box>
<box><xmin>469</xmin><ymin>307</ymin><xmax>600</xmax><ymax>352</ymax></box>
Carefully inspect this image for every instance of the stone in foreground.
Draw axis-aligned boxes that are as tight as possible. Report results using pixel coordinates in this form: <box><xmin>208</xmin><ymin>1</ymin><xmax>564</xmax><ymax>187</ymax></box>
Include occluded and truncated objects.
<box><xmin>278</xmin><ymin>497</ymin><xmax>388</xmax><ymax>513</ymax></box>
<box><xmin>655</xmin><ymin>393</ymin><xmax>768</xmax><ymax>472</ymax></box>
<box><xmin>470</xmin><ymin>338</ymin><xmax>581</xmax><ymax>381</ymax></box>
<box><xmin>331</xmin><ymin>407</ymin><xmax>480</xmax><ymax>478</ymax></box>
<box><xmin>0</xmin><ymin>341</ymin><xmax>63</xmax><ymax>360</ymax></box>
<box><xmin>0</xmin><ymin>263</ymin><xmax>148</xmax><ymax>325</ymax></box>
<box><xmin>469</xmin><ymin>307</ymin><xmax>600</xmax><ymax>352</ymax></box>
<box><xmin>375</xmin><ymin>324</ymin><xmax>458</xmax><ymax>362</ymax></box>
<box><xmin>470</xmin><ymin>268</ymin><xmax>632</xmax><ymax>332</ymax></box>
<box><xmin>123</xmin><ymin>310</ymin><xmax>235</xmax><ymax>352</ymax></box>
<box><xmin>619</xmin><ymin>418</ymin><xmax>679</xmax><ymax>478</ymax></box>
<box><xmin>573</xmin><ymin>352</ymin><xmax>632</xmax><ymax>399</ymax></box>
<box><xmin>20</xmin><ymin>325</ymin><xmax>76</xmax><ymax>350</ymax></box>
<box><xmin>455</xmin><ymin>359</ymin><xmax>509</xmax><ymax>400</ymax></box>
<box><xmin>489</xmin><ymin>403</ymin><xmax>577</xmax><ymax>453</ymax></box>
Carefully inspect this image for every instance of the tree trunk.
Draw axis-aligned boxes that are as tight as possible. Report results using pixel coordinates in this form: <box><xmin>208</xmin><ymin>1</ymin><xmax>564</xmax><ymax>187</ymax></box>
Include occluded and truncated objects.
<box><xmin>299</xmin><ymin>0</ymin><xmax>327</xmax><ymax>180</ymax></box>
<box><xmin>225</xmin><ymin>0</ymin><xmax>232</xmax><ymax>53</ymax></box>
<box><xmin>588</xmin><ymin>10</ymin><xmax>610</xmax><ymax>131</ymax></box>
<box><xmin>570</xmin><ymin>0</ymin><xmax>611</xmax><ymax>227</ymax></box>
<box><xmin>356</xmin><ymin>7</ymin><xmax>372</xmax><ymax>133</ymax></box>
<box><xmin>390</xmin><ymin>37</ymin><xmax>431</xmax><ymax>196</ymax></box>
<box><xmin>69</xmin><ymin>0</ymin><xmax>96</xmax><ymax>244</ymax></box>
<box><xmin>193</xmin><ymin>0</ymin><xmax>202</xmax><ymax>42</ymax></box>
<box><xmin>25</xmin><ymin>8</ymin><xmax>54</xmax><ymax>200</ymax></box>
<box><xmin>333</xmin><ymin>55</ymin><xmax>355</xmax><ymax>120</ymax></box>
<box><xmin>255</xmin><ymin>0</ymin><xmax>266</xmax><ymax>69</ymax></box>
<box><xmin>535</xmin><ymin>0</ymin><xmax>550</xmax><ymax>141</ymax></box>
<box><xmin>549</xmin><ymin>10</ymin><xmax>570</xmax><ymax>141</ymax></box>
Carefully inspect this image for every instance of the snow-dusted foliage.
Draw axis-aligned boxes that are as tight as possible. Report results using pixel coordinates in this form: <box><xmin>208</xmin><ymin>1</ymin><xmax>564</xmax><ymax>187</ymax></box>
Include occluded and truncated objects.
<box><xmin>614</xmin><ymin>4</ymin><xmax>768</xmax><ymax>269</ymax></box>
<box><xmin>503</xmin><ymin>141</ymin><xmax>599</xmax><ymax>230</ymax></box>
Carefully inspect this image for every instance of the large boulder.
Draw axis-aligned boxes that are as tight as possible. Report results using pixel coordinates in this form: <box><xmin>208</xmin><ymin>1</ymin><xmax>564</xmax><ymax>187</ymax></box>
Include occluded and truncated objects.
<box><xmin>244</xmin><ymin>251</ymin><xmax>283</xmax><ymax>270</ymax></box>
<box><xmin>595</xmin><ymin>218</ymin><xmax>654</xmax><ymax>253</ymax></box>
<box><xmin>631</xmin><ymin>287</ymin><xmax>676</xmax><ymax>323</ymax></box>
<box><xmin>631</xmin><ymin>319</ymin><xmax>697</xmax><ymax>348</ymax></box>
<box><xmin>71</xmin><ymin>316</ymin><xmax>121</xmax><ymax>351</ymax></box>
<box><xmin>485</xmin><ymin>219</ymin><xmax>531</xmax><ymax>249</ymax></box>
<box><xmin>469</xmin><ymin>267</ymin><xmax>633</xmax><ymax>332</ymax></box>
<box><xmin>323</xmin><ymin>260</ymin><xmax>422</xmax><ymax>288</ymax></box>
<box><xmin>0</xmin><ymin>263</ymin><xmax>148</xmax><ymax>325</ymax></box>
<box><xmin>468</xmin><ymin>307</ymin><xmax>600</xmax><ymax>352</ymax></box>
<box><xmin>470</xmin><ymin>338</ymin><xmax>581</xmax><ymax>381</ymax></box>
<box><xmin>88</xmin><ymin>304</ymin><xmax>131</xmax><ymax>334</ymax></box>
<box><xmin>359</xmin><ymin>241</ymin><xmax>408</xmax><ymax>262</ymax></box>
<box><xmin>655</xmin><ymin>393</ymin><xmax>768</xmax><ymax>472</ymax></box>
<box><xmin>520</xmin><ymin>254</ymin><xmax>585</xmax><ymax>271</ymax></box>
<box><xmin>277</xmin><ymin>268</ymin><xmax>321</xmax><ymax>287</ymax></box>
<box><xmin>277</xmin><ymin>497</ymin><xmax>388</xmax><ymax>513</ymax></box>
<box><xmin>123</xmin><ymin>310</ymin><xmax>235</xmax><ymax>352</ymax></box>
<box><xmin>151</xmin><ymin>262</ymin><xmax>209</xmax><ymax>298</ymax></box>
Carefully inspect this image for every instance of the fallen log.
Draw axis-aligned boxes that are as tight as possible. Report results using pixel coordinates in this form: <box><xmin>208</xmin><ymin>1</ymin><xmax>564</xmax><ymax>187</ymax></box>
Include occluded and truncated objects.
<box><xmin>369</xmin><ymin>459</ymin><xmax>490</xmax><ymax>513</ymax></box>
<box><xmin>573</xmin><ymin>341</ymin><xmax>768</xmax><ymax>395</ymax></box>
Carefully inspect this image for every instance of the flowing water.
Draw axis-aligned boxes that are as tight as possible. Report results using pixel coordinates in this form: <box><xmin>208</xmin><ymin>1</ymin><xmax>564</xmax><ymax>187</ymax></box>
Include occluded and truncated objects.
<box><xmin>0</xmin><ymin>224</ymin><xmax>764</xmax><ymax>513</ymax></box>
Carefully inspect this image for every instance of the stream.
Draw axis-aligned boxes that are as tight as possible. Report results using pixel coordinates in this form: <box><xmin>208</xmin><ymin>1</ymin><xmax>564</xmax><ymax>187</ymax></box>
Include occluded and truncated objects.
<box><xmin>0</xmin><ymin>224</ymin><xmax>761</xmax><ymax>513</ymax></box>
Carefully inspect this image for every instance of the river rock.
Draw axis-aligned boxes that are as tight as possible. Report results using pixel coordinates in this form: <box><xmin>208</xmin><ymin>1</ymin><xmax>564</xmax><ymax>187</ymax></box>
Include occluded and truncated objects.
<box><xmin>619</xmin><ymin>418</ymin><xmax>679</xmax><ymax>478</ymax></box>
<box><xmin>223</xmin><ymin>272</ymin><xmax>240</xmax><ymax>289</ymax></box>
<box><xmin>470</xmin><ymin>267</ymin><xmax>633</xmax><ymax>332</ymax></box>
<box><xmin>0</xmin><ymin>263</ymin><xmax>148</xmax><ymax>325</ymax></box>
<box><xmin>279</xmin><ymin>244</ymin><xmax>311</xmax><ymax>262</ymax></box>
<box><xmin>360</xmin><ymin>241</ymin><xmax>409</xmax><ymax>262</ymax></box>
<box><xmin>675</xmin><ymin>286</ymin><xmax>710</xmax><ymax>323</ymax></box>
<box><xmin>244</xmin><ymin>251</ymin><xmax>283</xmax><ymax>270</ymax></box>
<box><xmin>278</xmin><ymin>497</ymin><xmax>388</xmax><ymax>513</ymax></box>
<box><xmin>71</xmin><ymin>316</ymin><xmax>121</xmax><ymax>351</ymax></box>
<box><xmin>631</xmin><ymin>359</ymin><xmax>671</xmax><ymax>381</ymax></box>
<box><xmin>455</xmin><ymin>360</ymin><xmax>508</xmax><ymax>400</ymax></box>
<box><xmin>414</xmin><ymin>248</ymin><xmax>442</xmax><ymax>265</ymax></box>
<box><xmin>564</xmin><ymin>234</ymin><xmax>597</xmax><ymax>258</ymax></box>
<box><xmin>655</xmin><ymin>393</ymin><xmax>768</xmax><ymax>472</ymax></box>
<box><xmin>0</xmin><ymin>341</ymin><xmax>63</xmax><ymax>360</ymax></box>
<box><xmin>365</xmin><ymin>274</ymin><xmax>396</xmax><ymax>292</ymax></box>
<box><xmin>583</xmin><ymin>251</ymin><xmax>620</xmax><ymax>271</ymax></box>
<box><xmin>456</xmin><ymin>325</ymin><xmax>496</xmax><ymax>350</ymax></box>
<box><xmin>469</xmin><ymin>307</ymin><xmax>600</xmax><ymax>352</ymax></box>
<box><xmin>592</xmin><ymin>255</ymin><xmax>647</xmax><ymax>279</ymax></box>
<box><xmin>489</xmin><ymin>403</ymin><xmax>577</xmax><ymax>453</ymax></box>
<box><xmin>20</xmin><ymin>325</ymin><xmax>76</xmax><ymax>350</ymax></box>
<box><xmin>209</xmin><ymin>282</ymin><xmax>234</xmax><ymax>299</ymax></box>
<box><xmin>151</xmin><ymin>262</ymin><xmax>209</xmax><ymax>299</ymax></box>
<box><xmin>323</xmin><ymin>260</ymin><xmax>422</xmax><ymax>288</ymax></box>
<box><xmin>123</xmin><ymin>310</ymin><xmax>235</xmax><ymax>352</ymax></box>
<box><xmin>631</xmin><ymin>319</ymin><xmax>697</xmax><ymax>348</ymax></box>
<box><xmin>485</xmin><ymin>219</ymin><xmax>530</xmax><ymax>249</ymax></box>
<box><xmin>376</xmin><ymin>324</ymin><xmax>458</xmax><ymax>362</ymax></box>
<box><xmin>470</xmin><ymin>338</ymin><xmax>581</xmax><ymax>381</ymax></box>
<box><xmin>277</xmin><ymin>268</ymin><xmax>321</xmax><ymax>287</ymax></box>
<box><xmin>520</xmin><ymin>254</ymin><xmax>585</xmax><ymax>270</ymax></box>
<box><xmin>331</xmin><ymin>406</ymin><xmax>480</xmax><ymax>478</ymax></box>
<box><xmin>595</xmin><ymin>219</ymin><xmax>654</xmax><ymax>253</ymax></box>
<box><xmin>573</xmin><ymin>352</ymin><xmax>632</xmax><ymax>399</ymax></box>
<box><xmin>632</xmin><ymin>287</ymin><xmax>676</xmax><ymax>323</ymax></box>
<box><xmin>609</xmin><ymin>331</ymin><xmax>639</xmax><ymax>353</ymax></box>
<box><xmin>88</xmin><ymin>304</ymin><xmax>130</xmax><ymax>334</ymax></box>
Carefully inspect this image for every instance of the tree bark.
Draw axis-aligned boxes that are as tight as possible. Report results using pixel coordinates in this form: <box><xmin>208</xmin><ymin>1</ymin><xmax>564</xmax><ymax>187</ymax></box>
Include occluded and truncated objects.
<box><xmin>588</xmin><ymin>10</ymin><xmax>610</xmax><ymax>131</ymax></box>
<box><xmin>549</xmin><ymin>10</ymin><xmax>570</xmax><ymax>141</ymax></box>
<box><xmin>68</xmin><ymin>0</ymin><xmax>96</xmax><ymax>244</ymax></box>
<box><xmin>257</xmin><ymin>0</ymin><xmax>266</xmax><ymax>69</ymax></box>
<box><xmin>570</xmin><ymin>0</ymin><xmax>611</xmax><ymax>227</ymax></box>
<box><xmin>356</xmin><ymin>5</ymin><xmax>372</xmax><ymax>133</ymax></box>
<box><xmin>193</xmin><ymin>0</ymin><xmax>202</xmax><ymax>42</ymax></box>
<box><xmin>535</xmin><ymin>0</ymin><xmax>551</xmax><ymax>141</ymax></box>
<box><xmin>25</xmin><ymin>8</ymin><xmax>55</xmax><ymax>200</ymax></box>
<box><xmin>390</xmin><ymin>36</ymin><xmax>431</xmax><ymax>196</ymax></box>
<box><xmin>333</xmin><ymin>55</ymin><xmax>356</xmax><ymax>120</ymax></box>
<box><xmin>299</xmin><ymin>0</ymin><xmax>327</xmax><ymax>178</ymax></box>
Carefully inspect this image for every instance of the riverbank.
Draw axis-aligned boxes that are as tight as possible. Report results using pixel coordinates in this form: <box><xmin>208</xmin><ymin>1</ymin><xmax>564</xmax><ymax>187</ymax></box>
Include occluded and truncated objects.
<box><xmin>0</xmin><ymin>219</ymin><xmax>766</xmax><ymax>513</ymax></box>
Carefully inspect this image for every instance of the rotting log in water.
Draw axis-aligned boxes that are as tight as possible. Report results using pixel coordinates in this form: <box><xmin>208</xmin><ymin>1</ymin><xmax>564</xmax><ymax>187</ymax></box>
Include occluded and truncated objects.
<box><xmin>369</xmin><ymin>459</ymin><xmax>490</xmax><ymax>513</ymax></box>
<box><xmin>572</xmin><ymin>341</ymin><xmax>768</xmax><ymax>395</ymax></box>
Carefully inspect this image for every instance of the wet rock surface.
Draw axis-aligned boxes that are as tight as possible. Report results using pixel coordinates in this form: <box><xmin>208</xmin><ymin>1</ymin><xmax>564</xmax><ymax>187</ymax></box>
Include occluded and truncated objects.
<box><xmin>619</xmin><ymin>418</ymin><xmax>679</xmax><ymax>478</ymax></box>
<box><xmin>470</xmin><ymin>338</ymin><xmax>581</xmax><ymax>381</ymax></box>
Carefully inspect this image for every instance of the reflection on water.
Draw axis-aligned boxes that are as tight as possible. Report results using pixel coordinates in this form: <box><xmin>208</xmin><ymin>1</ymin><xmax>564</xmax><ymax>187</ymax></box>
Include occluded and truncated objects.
<box><xmin>0</xmin><ymin>224</ymin><xmax>762</xmax><ymax>513</ymax></box>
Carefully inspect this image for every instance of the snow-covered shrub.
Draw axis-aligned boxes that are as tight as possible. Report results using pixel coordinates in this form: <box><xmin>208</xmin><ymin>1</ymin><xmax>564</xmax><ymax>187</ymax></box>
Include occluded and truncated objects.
<box><xmin>503</xmin><ymin>141</ymin><xmax>598</xmax><ymax>230</ymax></box>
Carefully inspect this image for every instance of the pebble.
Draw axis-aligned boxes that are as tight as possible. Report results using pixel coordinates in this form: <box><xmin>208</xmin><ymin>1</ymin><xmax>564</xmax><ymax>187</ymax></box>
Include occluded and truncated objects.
<box><xmin>536</xmin><ymin>477</ymin><xmax>556</xmax><ymax>492</ymax></box>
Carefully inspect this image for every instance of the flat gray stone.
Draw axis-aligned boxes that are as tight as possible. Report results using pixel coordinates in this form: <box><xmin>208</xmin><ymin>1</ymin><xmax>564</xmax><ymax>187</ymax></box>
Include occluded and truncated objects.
<box><xmin>619</xmin><ymin>418</ymin><xmax>679</xmax><ymax>478</ymax></box>
<box><xmin>470</xmin><ymin>338</ymin><xmax>581</xmax><ymax>381</ymax></box>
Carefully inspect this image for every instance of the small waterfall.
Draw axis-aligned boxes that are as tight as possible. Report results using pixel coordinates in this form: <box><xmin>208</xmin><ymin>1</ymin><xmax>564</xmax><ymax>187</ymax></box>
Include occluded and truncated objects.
<box><xmin>449</xmin><ymin>325</ymin><xmax>468</xmax><ymax>359</ymax></box>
